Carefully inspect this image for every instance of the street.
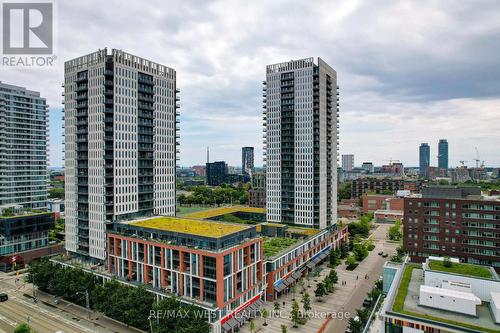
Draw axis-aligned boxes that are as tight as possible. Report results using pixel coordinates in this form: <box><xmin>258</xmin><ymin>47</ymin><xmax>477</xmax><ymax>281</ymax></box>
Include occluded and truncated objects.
<box><xmin>324</xmin><ymin>223</ymin><xmax>398</xmax><ymax>333</ymax></box>
<box><xmin>0</xmin><ymin>273</ymin><xmax>143</xmax><ymax>333</ymax></box>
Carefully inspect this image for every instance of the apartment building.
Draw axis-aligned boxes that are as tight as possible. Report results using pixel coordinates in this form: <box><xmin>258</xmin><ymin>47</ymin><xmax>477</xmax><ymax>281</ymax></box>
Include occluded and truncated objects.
<box><xmin>404</xmin><ymin>186</ymin><xmax>500</xmax><ymax>271</ymax></box>
<box><xmin>263</xmin><ymin>58</ymin><xmax>339</xmax><ymax>229</ymax></box>
<box><xmin>0</xmin><ymin>82</ymin><xmax>48</xmax><ymax>209</ymax></box>
<box><xmin>64</xmin><ymin>48</ymin><xmax>179</xmax><ymax>261</ymax></box>
<box><xmin>107</xmin><ymin>216</ymin><xmax>263</xmax><ymax>329</ymax></box>
<box><xmin>341</xmin><ymin>154</ymin><xmax>354</xmax><ymax>171</ymax></box>
<box><xmin>351</xmin><ymin>178</ymin><xmax>423</xmax><ymax>198</ymax></box>
<box><xmin>241</xmin><ymin>147</ymin><xmax>254</xmax><ymax>175</ymax></box>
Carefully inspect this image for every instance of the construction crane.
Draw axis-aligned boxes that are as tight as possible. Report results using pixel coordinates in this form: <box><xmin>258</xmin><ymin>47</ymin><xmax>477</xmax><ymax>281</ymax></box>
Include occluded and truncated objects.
<box><xmin>473</xmin><ymin>147</ymin><xmax>481</xmax><ymax>168</ymax></box>
<box><xmin>384</xmin><ymin>158</ymin><xmax>401</xmax><ymax>165</ymax></box>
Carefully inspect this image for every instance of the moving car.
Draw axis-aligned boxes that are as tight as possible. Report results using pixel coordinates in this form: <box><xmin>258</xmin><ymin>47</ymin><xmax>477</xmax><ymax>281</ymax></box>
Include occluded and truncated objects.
<box><xmin>0</xmin><ymin>293</ymin><xmax>8</xmax><ymax>302</ymax></box>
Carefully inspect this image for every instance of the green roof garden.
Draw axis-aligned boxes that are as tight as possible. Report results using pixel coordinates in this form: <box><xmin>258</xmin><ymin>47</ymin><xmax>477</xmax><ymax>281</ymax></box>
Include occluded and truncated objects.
<box><xmin>428</xmin><ymin>260</ymin><xmax>494</xmax><ymax>279</ymax></box>
<box><xmin>263</xmin><ymin>237</ymin><xmax>298</xmax><ymax>258</ymax></box>
<box><xmin>129</xmin><ymin>216</ymin><xmax>251</xmax><ymax>238</ymax></box>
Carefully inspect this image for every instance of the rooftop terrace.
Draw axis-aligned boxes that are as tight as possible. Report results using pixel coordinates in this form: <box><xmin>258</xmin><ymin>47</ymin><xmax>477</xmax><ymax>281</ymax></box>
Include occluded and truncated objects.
<box><xmin>390</xmin><ymin>264</ymin><xmax>499</xmax><ymax>333</ymax></box>
<box><xmin>128</xmin><ymin>216</ymin><xmax>252</xmax><ymax>238</ymax></box>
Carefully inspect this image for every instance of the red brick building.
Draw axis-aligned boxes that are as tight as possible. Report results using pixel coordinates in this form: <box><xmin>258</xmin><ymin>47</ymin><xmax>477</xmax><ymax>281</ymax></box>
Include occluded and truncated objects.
<box><xmin>403</xmin><ymin>186</ymin><xmax>500</xmax><ymax>272</ymax></box>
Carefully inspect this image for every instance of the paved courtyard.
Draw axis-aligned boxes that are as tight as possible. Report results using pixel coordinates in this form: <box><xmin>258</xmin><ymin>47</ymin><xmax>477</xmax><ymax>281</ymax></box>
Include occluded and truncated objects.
<box><xmin>239</xmin><ymin>223</ymin><xmax>398</xmax><ymax>333</ymax></box>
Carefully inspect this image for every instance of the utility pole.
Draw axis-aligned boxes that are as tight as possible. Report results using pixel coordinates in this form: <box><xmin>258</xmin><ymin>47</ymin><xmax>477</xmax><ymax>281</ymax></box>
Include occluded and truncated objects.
<box><xmin>85</xmin><ymin>289</ymin><xmax>90</xmax><ymax>319</ymax></box>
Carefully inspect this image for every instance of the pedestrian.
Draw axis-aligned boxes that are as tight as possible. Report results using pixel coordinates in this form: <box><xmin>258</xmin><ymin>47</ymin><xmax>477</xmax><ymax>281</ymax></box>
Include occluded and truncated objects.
<box><xmin>356</xmin><ymin>275</ymin><xmax>359</xmax><ymax>280</ymax></box>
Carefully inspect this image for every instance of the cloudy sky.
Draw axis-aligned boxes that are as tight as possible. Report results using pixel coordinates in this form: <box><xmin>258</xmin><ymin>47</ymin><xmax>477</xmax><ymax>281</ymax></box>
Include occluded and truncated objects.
<box><xmin>3</xmin><ymin>0</ymin><xmax>500</xmax><ymax>168</ymax></box>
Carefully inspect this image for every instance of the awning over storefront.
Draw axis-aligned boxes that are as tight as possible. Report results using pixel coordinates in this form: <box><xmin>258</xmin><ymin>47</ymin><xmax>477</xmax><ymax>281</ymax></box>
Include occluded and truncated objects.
<box><xmin>275</xmin><ymin>283</ymin><xmax>286</xmax><ymax>292</ymax></box>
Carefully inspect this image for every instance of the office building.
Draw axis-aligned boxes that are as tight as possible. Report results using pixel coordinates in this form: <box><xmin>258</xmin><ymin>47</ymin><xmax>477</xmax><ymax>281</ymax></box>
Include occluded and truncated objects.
<box><xmin>0</xmin><ymin>82</ymin><xmax>49</xmax><ymax>209</ymax></box>
<box><xmin>361</xmin><ymin>162</ymin><xmax>374</xmax><ymax>174</ymax></box>
<box><xmin>241</xmin><ymin>147</ymin><xmax>254</xmax><ymax>175</ymax></box>
<box><xmin>341</xmin><ymin>154</ymin><xmax>354</xmax><ymax>171</ymax></box>
<box><xmin>206</xmin><ymin>161</ymin><xmax>228</xmax><ymax>186</ymax></box>
<box><xmin>380</xmin><ymin>257</ymin><xmax>500</xmax><ymax>333</ymax></box>
<box><xmin>438</xmin><ymin>139</ymin><xmax>448</xmax><ymax>174</ymax></box>
<box><xmin>263</xmin><ymin>58</ymin><xmax>339</xmax><ymax>228</ymax></box>
<box><xmin>248</xmin><ymin>172</ymin><xmax>266</xmax><ymax>208</ymax></box>
<box><xmin>64</xmin><ymin>48</ymin><xmax>179</xmax><ymax>261</ymax></box>
<box><xmin>419</xmin><ymin>143</ymin><xmax>430</xmax><ymax>178</ymax></box>
<box><xmin>403</xmin><ymin>186</ymin><xmax>500</xmax><ymax>271</ymax></box>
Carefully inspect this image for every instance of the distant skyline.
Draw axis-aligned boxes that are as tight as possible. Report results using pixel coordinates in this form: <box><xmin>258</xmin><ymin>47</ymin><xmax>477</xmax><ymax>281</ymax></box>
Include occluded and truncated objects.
<box><xmin>3</xmin><ymin>0</ymin><xmax>500</xmax><ymax>168</ymax></box>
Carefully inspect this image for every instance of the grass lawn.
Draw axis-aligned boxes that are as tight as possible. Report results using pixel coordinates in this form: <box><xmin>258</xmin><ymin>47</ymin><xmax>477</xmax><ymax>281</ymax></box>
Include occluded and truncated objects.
<box><xmin>176</xmin><ymin>206</ymin><xmax>214</xmax><ymax>216</ymax></box>
<box><xmin>263</xmin><ymin>237</ymin><xmax>298</xmax><ymax>257</ymax></box>
<box><xmin>392</xmin><ymin>264</ymin><xmax>497</xmax><ymax>333</ymax></box>
<box><xmin>428</xmin><ymin>260</ymin><xmax>493</xmax><ymax>279</ymax></box>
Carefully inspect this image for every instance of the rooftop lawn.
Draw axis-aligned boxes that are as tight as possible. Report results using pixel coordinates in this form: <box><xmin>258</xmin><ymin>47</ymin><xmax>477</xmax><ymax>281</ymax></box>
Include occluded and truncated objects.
<box><xmin>263</xmin><ymin>237</ymin><xmax>298</xmax><ymax>257</ymax></box>
<box><xmin>129</xmin><ymin>216</ymin><xmax>250</xmax><ymax>238</ymax></box>
<box><xmin>428</xmin><ymin>260</ymin><xmax>493</xmax><ymax>279</ymax></box>
<box><xmin>392</xmin><ymin>264</ymin><xmax>497</xmax><ymax>333</ymax></box>
<box><xmin>183</xmin><ymin>206</ymin><xmax>265</xmax><ymax>219</ymax></box>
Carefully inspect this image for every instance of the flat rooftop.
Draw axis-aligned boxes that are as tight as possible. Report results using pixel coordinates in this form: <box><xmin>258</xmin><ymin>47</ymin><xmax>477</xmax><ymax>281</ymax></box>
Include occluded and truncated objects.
<box><xmin>390</xmin><ymin>265</ymin><xmax>498</xmax><ymax>333</ymax></box>
<box><xmin>127</xmin><ymin>216</ymin><xmax>252</xmax><ymax>238</ymax></box>
<box><xmin>182</xmin><ymin>206</ymin><xmax>265</xmax><ymax>219</ymax></box>
<box><xmin>428</xmin><ymin>259</ymin><xmax>496</xmax><ymax>280</ymax></box>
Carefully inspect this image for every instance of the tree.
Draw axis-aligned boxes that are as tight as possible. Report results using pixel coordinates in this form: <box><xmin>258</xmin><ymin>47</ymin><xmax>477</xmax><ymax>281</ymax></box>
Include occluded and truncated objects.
<box><xmin>324</xmin><ymin>275</ymin><xmax>334</xmax><ymax>293</ymax></box>
<box><xmin>49</xmin><ymin>187</ymin><xmax>65</xmax><ymax>199</ymax></box>
<box><xmin>338</xmin><ymin>182</ymin><xmax>352</xmax><ymax>200</ymax></box>
<box><xmin>262</xmin><ymin>308</ymin><xmax>269</xmax><ymax>326</ymax></box>
<box><xmin>314</xmin><ymin>282</ymin><xmax>326</xmax><ymax>301</ymax></box>
<box><xmin>348</xmin><ymin>316</ymin><xmax>363</xmax><ymax>333</ymax></box>
<box><xmin>290</xmin><ymin>300</ymin><xmax>300</xmax><ymax>328</ymax></box>
<box><xmin>353</xmin><ymin>242</ymin><xmax>368</xmax><ymax>261</ymax></box>
<box><xmin>329</xmin><ymin>248</ymin><xmax>340</xmax><ymax>267</ymax></box>
<box><xmin>2</xmin><ymin>207</ymin><xmax>14</xmax><ymax>217</ymax></box>
<box><xmin>14</xmin><ymin>323</ymin><xmax>34</xmax><ymax>333</ymax></box>
<box><xmin>301</xmin><ymin>292</ymin><xmax>311</xmax><ymax>313</ymax></box>
<box><xmin>388</xmin><ymin>219</ymin><xmax>403</xmax><ymax>241</ymax></box>
<box><xmin>346</xmin><ymin>255</ymin><xmax>358</xmax><ymax>270</ymax></box>
<box><xmin>281</xmin><ymin>324</ymin><xmax>288</xmax><ymax>333</ymax></box>
<box><xmin>274</xmin><ymin>301</ymin><xmax>280</xmax><ymax>314</ymax></box>
<box><xmin>443</xmin><ymin>256</ymin><xmax>452</xmax><ymax>268</ymax></box>
<box><xmin>249</xmin><ymin>320</ymin><xmax>255</xmax><ymax>333</ymax></box>
<box><xmin>299</xmin><ymin>278</ymin><xmax>306</xmax><ymax>292</ymax></box>
<box><xmin>291</xmin><ymin>284</ymin><xmax>297</xmax><ymax>300</ymax></box>
<box><xmin>339</xmin><ymin>243</ymin><xmax>349</xmax><ymax>259</ymax></box>
<box><xmin>328</xmin><ymin>270</ymin><xmax>338</xmax><ymax>284</ymax></box>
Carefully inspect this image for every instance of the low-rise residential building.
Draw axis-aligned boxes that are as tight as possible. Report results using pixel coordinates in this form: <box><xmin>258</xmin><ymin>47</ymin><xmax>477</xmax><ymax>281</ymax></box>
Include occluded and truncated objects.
<box><xmin>362</xmin><ymin>194</ymin><xmax>404</xmax><ymax>214</ymax></box>
<box><xmin>0</xmin><ymin>205</ymin><xmax>56</xmax><ymax>270</ymax></box>
<box><xmin>338</xmin><ymin>199</ymin><xmax>361</xmax><ymax>219</ymax></box>
<box><xmin>380</xmin><ymin>257</ymin><xmax>500</xmax><ymax>333</ymax></box>
<box><xmin>249</xmin><ymin>173</ymin><xmax>266</xmax><ymax>208</ymax></box>
<box><xmin>403</xmin><ymin>186</ymin><xmax>500</xmax><ymax>272</ymax></box>
<box><xmin>374</xmin><ymin>210</ymin><xmax>404</xmax><ymax>223</ymax></box>
<box><xmin>351</xmin><ymin>178</ymin><xmax>424</xmax><ymax>198</ymax></box>
<box><xmin>107</xmin><ymin>216</ymin><xmax>262</xmax><ymax>331</ymax></box>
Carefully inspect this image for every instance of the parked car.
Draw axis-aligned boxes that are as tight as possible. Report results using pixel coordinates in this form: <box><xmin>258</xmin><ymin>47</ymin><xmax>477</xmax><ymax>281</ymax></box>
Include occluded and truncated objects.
<box><xmin>0</xmin><ymin>293</ymin><xmax>8</xmax><ymax>302</ymax></box>
<box><xmin>378</xmin><ymin>251</ymin><xmax>383</xmax><ymax>256</ymax></box>
<box><xmin>363</xmin><ymin>297</ymin><xmax>373</xmax><ymax>307</ymax></box>
<box><xmin>382</xmin><ymin>253</ymin><xmax>389</xmax><ymax>258</ymax></box>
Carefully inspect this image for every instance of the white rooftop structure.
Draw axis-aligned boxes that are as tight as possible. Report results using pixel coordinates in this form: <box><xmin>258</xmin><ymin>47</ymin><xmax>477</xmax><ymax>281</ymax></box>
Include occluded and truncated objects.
<box><xmin>419</xmin><ymin>285</ymin><xmax>481</xmax><ymax>316</ymax></box>
<box><xmin>490</xmin><ymin>292</ymin><xmax>500</xmax><ymax>323</ymax></box>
